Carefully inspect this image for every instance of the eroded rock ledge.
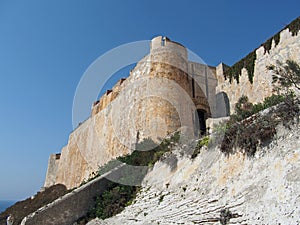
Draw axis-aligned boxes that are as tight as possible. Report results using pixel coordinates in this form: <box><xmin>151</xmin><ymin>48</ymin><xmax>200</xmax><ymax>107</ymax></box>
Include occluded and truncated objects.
<box><xmin>87</xmin><ymin>124</ymin><xmax>300</xmax><ymax>225</ymax></box>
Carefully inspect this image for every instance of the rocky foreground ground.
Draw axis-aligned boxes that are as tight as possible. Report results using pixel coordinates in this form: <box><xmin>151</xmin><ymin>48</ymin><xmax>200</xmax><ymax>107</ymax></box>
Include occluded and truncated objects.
<box><xmin>0</xmin><ymin>184</ymin><xmax>68</xmax><ymax>225</ymax></box>
<box><xmin>87</xmin><ymin>124</ymin><xmax>300</xmax><ymax>225</ymax></box>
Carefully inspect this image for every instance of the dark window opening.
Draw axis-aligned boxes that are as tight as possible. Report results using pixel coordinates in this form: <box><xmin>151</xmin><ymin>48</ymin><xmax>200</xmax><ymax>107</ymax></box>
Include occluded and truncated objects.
<box><xmin>196</xmin><ymin>109</ymin><xmax>206</xmax><ymax>136</ymax></box>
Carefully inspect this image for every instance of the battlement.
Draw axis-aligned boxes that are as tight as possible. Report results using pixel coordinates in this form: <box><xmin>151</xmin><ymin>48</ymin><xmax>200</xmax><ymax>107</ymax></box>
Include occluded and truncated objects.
<box><xmin>91</xmin><ymin>77</ymin><xmax>127</xmax><ymax>116</ymax></box>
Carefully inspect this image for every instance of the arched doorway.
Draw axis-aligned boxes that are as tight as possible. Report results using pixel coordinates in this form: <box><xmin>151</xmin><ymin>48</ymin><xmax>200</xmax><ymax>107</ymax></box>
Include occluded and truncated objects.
<box><xmin>195</xmin><ymin>109</ymin><xmax>207</xmax><ymax>136</ymax></box>
<box><xmin>216</xmin><ymin>92</ymin><xmax>230</xmax><ymax>117</ymax></box>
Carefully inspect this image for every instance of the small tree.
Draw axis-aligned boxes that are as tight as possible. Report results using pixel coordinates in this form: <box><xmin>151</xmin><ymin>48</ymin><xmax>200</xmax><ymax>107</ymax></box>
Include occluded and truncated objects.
<box><xmin>233</xmin><ymin>95</ymin><xmax>253</xmax><ymax>121</ymax></box>
<box><xmin>267</xmin><ymin>60</ymin><xmax>300</xmax><ymax>93</ymax></box>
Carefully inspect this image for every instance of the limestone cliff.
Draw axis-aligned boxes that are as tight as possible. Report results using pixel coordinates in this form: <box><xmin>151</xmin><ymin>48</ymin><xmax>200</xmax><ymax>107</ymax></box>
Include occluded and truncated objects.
<box><xmin>87</xmin><ymin>123</ymin><xmax>300</xmax><ymax>225</ymax></box>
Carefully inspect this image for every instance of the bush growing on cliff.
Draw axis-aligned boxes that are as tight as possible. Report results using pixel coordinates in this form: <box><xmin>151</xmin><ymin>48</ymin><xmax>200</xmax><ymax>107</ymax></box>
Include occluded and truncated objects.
<box><xmin>191</xmin><ymin>136</ymin><xmax>210</xmax><ymax>159</ymax></box>
<box><xmin>118</xmin><ymin>131</ymin><xmax>180</xmax><ymax>167</ymax></box>
<box><xmin>208</xmin><ymin>59</ymin><xmax>300</xmax><ymax>156</ymax></box>
<box><xmin>77</xmin><ymin>132</ymin><xmax>180</xmax><ymax>224</ymax></box>
<box><xmin>88</xmin><ymin>183</ymin><xmax>139</xmax><ymax>220</ymax></box>
<box><xmin>267</xmin><ymin>59</ymin><xmax>300</xmax><ymax>92</ymax></box>
<box><xmin>232</xmin><ymin>95</ymin><xmax>254</xmax><ymax>121</ymax></box>
<box><xmin>230</xmin><ymin>94</ymin><xmax>286</xmax><ymax>122</ymax></box>
<box><xmin>262</xmin><ymin>94</ymin><xmax>286</xmax><ymax>109</ymax></box>
<box><xmin>217</xmin><ymin>92</ymin><xmax>299</xmax><ymax>157</ymax></box>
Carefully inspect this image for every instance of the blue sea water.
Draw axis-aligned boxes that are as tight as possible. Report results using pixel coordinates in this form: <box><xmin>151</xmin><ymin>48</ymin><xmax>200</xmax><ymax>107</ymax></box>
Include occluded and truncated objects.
<box><xmin>0</xmin><ymin>201</ymin><xmax>15</xmax><ymax>213</ymax></box>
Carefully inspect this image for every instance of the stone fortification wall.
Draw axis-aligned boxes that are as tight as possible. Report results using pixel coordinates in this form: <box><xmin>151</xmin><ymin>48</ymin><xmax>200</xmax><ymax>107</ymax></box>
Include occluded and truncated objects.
<box><xmin>216</xmin><ymin>24</ymin><xmax>300</xmax><ymax>112</ymax></box>
<box><xmin>46</xmin><ymin>36</ymin><xmax>211</xmax><ymax>189</ymax></box>
<box><xmin>22</xmin><ymin>172</ymin><xmax>114</xmax><ymax>225</ymax></box>
<box><xmin>188</xmin><ymin>62</ymin><xmax>217</xmax><ymax>116</ymax></box>
<box><xmin>91</xmin><ymin>78</ymin><xmax>126</xmax><ymax>116</ymax></box>
<box><xmin>46</xmin><ymin>24</ymin><xmax>300</xmax><ymax>189</ymax></box>
<box><xmin>44</xmin><ymin>154</ymin><xmax>61</xmax><ymax>187</ymax></box>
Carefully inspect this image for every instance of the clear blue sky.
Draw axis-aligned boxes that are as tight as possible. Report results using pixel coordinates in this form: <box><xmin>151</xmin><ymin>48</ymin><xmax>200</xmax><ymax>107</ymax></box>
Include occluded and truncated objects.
<box><xmin>0</xmin><ymin>0</ymin><xmax>299</xmax><ymax>201</ymax></box>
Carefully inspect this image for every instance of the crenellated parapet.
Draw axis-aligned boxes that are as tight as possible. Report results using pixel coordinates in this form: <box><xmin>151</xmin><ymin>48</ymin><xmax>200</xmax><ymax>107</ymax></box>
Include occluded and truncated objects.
<box><xmin>216</xmin><ymin>16</ymin><xmax>300</xmax><ymax>113</ymax></box>
<box><xmin>91</xmin><ymin>78</ymin><xmax>127</xmax><ymax>116</ymax></box>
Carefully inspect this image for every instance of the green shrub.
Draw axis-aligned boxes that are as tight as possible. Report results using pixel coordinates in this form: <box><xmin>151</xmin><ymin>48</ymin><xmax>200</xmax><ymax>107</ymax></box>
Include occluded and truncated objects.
<box><xmin>219</xmin><ymin>94</ymin><xmax>299</xmax><ymax>157</ymax></box>
<box><xmin>88</xmin><ymin>183</ymin><xmax>139</xmax><ymax>220</ymax></box>
<box><xmin>268</xmin><ymin>59</ymin><xmax>300</xmax><ymax>93</ymax></box>
<box><xmin>170</xmin><ymin>131</ymin><xmax>180</xmax><ymax>143</ymax></box>
<box><xmin>191</xmin><ymin>136</ymin><xmax>210</xmax><ymax>159</ymax></box>
<box><xmin>118</xmin><ymin>131</ymin><xmax>180</xmax><ymax>167</ymax></box>
<box><xmin>234</xmin><ymin>95</ymin><xmax>254</xmax><ymax>121</ymax></box>
<box><xmin>199</xmin><ymin>136</ymin><xmax>210</xmax><ymax>147</ymax></box>
<box><xmin>231</xmin><ymin>94</ymin><xmax>286</xmax><ymax>123</ymax></box>
<box><xmin>251</xmin><ymin>102</ymin><xmax>264</xmax><ymax>114</ymax></box>
<box><xmin>263</xmin><ymin>94</ymin><xmax>285</xmax><ymax>108</ymax></box>
<box><xmin>77</xmin><ymin>132</ymin><xmax>181</xmax><ymax>223</ymax></box>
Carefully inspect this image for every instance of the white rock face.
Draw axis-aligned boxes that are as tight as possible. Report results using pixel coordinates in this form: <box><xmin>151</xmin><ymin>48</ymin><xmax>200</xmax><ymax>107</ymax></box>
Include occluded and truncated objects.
<box><xmin>87</xmin><ymin>124</ymin><xmax>300</xmax><ymax>225</ymax></box>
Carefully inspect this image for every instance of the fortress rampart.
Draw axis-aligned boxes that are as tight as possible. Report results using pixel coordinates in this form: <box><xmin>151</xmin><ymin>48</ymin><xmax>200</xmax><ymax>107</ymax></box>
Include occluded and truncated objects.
<box><xmin>44</xmin><ymin>17</ymin><xmax>299</xmax><ymax>189</ymax></box>
<box><xmin>215</xmin><ymin>17</ymin><xmax>300</xmax><ymax>112</ymax></box>
<box><xmin>45</xmin><ymin>36</ymin><xmax>217</xmax><ymax>189</ymax></box>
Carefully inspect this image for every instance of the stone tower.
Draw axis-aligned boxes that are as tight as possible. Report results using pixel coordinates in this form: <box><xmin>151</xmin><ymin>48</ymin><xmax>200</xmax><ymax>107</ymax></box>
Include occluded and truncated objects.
<box><xmin>44</xmin><ymin>36</ymin><xmax>217</xmax><ymax>189</ymax></box>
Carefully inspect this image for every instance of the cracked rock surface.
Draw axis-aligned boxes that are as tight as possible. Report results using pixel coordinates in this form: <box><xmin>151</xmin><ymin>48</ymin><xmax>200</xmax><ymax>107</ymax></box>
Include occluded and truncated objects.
<box><xmin>88</xmin><ymin>124</ymin><xmax>300</xmax><ymax>225</ymax></box>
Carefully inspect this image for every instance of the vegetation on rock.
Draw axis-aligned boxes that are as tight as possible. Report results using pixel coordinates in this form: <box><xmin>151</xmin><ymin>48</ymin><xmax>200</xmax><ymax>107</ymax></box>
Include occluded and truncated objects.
<box><xmin>267</xmin><ymin>59</ymin><xmax>300</xmax><ymax>92</ymax></box>
<box><xmin>217</xmin><ymin>60</ymin><xmax>300</xmax><ymax>156</ymax></box>
<box><xmin>216</xmin><ymin>92</ymin><xmax>298</xmax><ymax>156</ymax></box>
<box><xmin>84</xmin><ymin>183</ymin><xmax>139</xmax><ymax>221</ymax></box>
<box><xmin>191</xmin><ymin>136</ymin><xmax>210</xmax><ymax>159</ymax></box>
<box><xmin>224</xmin><ymin>16</ymin><xmax>300</xmax><ymax>84</ymax></box>
<box><xmin>77</xmin><ymin>132</ymin><xmax>180</xmax><ymax>224</ymax></box>
<box><xmin>224</xmin><ymin>51</ymin><xmax>256</xmax><ymax>84</ymax></box>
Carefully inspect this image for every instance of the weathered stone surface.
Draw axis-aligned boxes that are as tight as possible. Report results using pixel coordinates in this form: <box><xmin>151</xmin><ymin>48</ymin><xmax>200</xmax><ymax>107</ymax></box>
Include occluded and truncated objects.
<box><xmin>44</xmin><ymin>154</ymin><xmax>61</xmax><ymax>188</ymax></box>
<box><xmin>45</xmin><ymin>23</ymin><xmax>300</xmax><ymax>191</ymax></box>
<box><xmin>47</xmin><ymin>37</ymin><xmax>214</xmax><ymax>189</ymax></box>
<box><xmin>87</xmin><ymin>124</ymin><xmax>300</xmax><ymax>225</ymax></box>
<box><xmin>216</xmin><ymin>28</ymin><xmax>300</xmax><ymax>113</ymax></box>
<box><xmin>22</xmin><ymin>173</ymin><xmax>114</xmax><ymax>225</ymax></box>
